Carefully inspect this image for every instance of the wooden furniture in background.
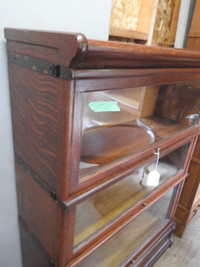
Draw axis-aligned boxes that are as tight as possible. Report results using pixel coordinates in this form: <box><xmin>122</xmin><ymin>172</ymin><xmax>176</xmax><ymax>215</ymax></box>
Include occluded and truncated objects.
<box><xmin>174</xmin><ymin>0</ymin><xmax>200</xmax><ymax>238</ymax></box>
<box><xmin>5</xmin><ymin>28</ymin><xmax>200</xmax><ymax>266</ymax></box>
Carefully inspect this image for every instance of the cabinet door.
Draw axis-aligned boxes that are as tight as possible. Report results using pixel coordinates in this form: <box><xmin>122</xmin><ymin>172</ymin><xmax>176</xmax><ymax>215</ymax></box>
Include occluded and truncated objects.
<box><xmin>70</xmin><ymin>80</ymin><xmax>200</xmax><ymax>193</ymax></box>
<box><xmin>72</xmin><ymin>143</ymin><xmax>189</xmax><ymax>250</ymax></box>
<box><xmin>73</xmin><ymin>186</ymin><xmax>177</xmax><ymax>267</ymax></box>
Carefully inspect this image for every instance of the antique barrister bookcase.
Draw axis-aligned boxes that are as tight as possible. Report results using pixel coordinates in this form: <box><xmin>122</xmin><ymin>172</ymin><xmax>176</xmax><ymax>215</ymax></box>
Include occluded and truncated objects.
<box><xmin>4</xmin><ymin>28</ymin><xmax>200</xmax><ymax>267</ymax></box>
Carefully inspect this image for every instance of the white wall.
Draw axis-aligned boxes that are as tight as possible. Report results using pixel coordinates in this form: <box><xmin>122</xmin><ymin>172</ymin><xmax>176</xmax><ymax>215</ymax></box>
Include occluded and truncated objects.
<box><xmin>0</xmin><ymin>1</ymin><xmax>112</xmax><ymax>266</ymax></box>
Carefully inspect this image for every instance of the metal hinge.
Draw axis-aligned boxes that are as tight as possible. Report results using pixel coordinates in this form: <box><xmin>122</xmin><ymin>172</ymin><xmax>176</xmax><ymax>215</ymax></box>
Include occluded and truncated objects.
<box><xmin>15</xmin><ymin>154</ymin><xmax>68</xmax><ymax>210</ymax></box>
<box><xmin>8</xmin><ymin>52</ymin><xmax>72</xmax><ymax>80</ymax></box>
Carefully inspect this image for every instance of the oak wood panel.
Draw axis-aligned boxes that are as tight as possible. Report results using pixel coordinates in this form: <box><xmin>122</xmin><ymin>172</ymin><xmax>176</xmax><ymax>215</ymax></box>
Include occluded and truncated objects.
<box><xmin>75</xmin><ymin>70</ymin><xmax>200</xmax><ymax>93</ymax></box>
<box><xmin>16</xmin><ymin>162</ymin><xmax>60</xmax><ymax>260</ymax></box>
<box><xmin>9</xmin><ymin>63</ymin><xmax>70</xmax><ymax>195</ymax></box>
<box><xmin>5</xmin><ymin>28</ymin><xmax>200</xmax><ymax>69</ymax></box>
<box><xmin>19</xmin><ymin>219</ymin><xmax>54</xmax><ymax>267</ymax></box>
<box><xmin>7</xmin><ymin>40</ymin><xmax>58</xmax><ymax>62</ymax></box>
<box><xmin>80</xmin><ymin>40</ymin><xmax>200</xmax><ymax>69</ymax></box>
<box><xmin>4</xmin><ymin>28</ymin><xmax>88</xmax><ymax>68</ymax></box>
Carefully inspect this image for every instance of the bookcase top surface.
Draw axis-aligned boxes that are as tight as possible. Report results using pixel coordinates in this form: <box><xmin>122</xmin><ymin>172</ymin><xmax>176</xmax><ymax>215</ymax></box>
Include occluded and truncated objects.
<box><xmin>5</xmin><ymin>28</ymin><xmax>200</xmax><ymax>69</ymax></box>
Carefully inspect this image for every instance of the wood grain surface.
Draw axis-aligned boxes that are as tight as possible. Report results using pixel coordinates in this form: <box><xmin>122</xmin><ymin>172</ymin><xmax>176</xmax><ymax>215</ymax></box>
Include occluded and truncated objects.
<box><xmin>9</xmin><ymin>63</ymin><xmax>67</xmax><ymax>190</ymax></box>
<box><xmin>5</xmin><ymin>28</ymin><xmax>200</xmax><ymax>267</ymax></box>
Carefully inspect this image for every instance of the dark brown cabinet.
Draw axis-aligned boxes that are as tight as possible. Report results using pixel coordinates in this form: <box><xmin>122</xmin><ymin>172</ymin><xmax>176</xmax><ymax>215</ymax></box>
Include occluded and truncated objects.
<box><xmin>5</xmin><ymin>28</ymin><xmax>200</xmax><ymax>266</ymax></box>
<box><xmin>174</xmin><ymin>0</ymin><xmax>200</xmax><ymax>237</ymax></box>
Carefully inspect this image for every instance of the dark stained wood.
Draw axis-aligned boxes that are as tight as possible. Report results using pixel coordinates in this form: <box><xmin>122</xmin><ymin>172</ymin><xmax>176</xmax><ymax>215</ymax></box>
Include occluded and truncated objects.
<box><xmin>174</xmin><ymin>138</ymin><xmax>200</xmax><ymax>237</ymax></box>
<box><xmin>8</xmin><ymin>62</ymin><xmax>74</xmax><ymax>199</ymax></box>
<box><xmin>75</xmin><ymin>69</ymin><xmax>200</xmax><ymax>94</ymax></box>
<box><xmin>10</xmin><ymin>64</ymin><xmax>60</xmax><ymax>189</ymax></box>
<box><xmin>173</xmin><ymin>8</ymin><xmax>200</xmax><ymax>238</ymax></box>
<box><xmin>81</xmin><ymin>39</ymin><xmax>200</xmax><ymax>69</ymax></box>
<box><xmin>7</xmin><ymin>40</ymin><xmax>59</xmax><ymax>62</ymax></box>
<box><xmin>5</xmin><ymin>28</ymin><xmax>200</xmax><ymax>267</ymax></box>
<box><xmin>4</xmin><ymin>28</ymin><xmax>200</xmax><ymax>69</ymax></box>
<box><xmin>4</xmin><ymin>28</ymin><xmax>88</xmax><ymax>68</ymax></box>
<box><xmin>19</xmin><ymin>219</ymin><xmax>54</xmax><ymax>267</ymax></box>
<box><xmin>16</xmin><ymin>162</ymin><xmax>60</xmax><ymax>260</ymax></box>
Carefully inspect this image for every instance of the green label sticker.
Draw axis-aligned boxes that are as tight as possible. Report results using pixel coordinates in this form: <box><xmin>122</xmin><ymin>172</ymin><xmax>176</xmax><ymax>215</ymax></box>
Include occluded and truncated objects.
<box><xmin>89</xmin><ymin>101</ymin><xmax>120</xmax><ymax>112</ymax></box>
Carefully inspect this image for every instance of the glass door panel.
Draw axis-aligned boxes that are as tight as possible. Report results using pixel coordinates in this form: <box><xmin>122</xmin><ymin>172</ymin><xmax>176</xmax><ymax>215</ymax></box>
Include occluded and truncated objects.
<box><xmin>74</xmin><ymin>143</ymin><xmax>189</xmax><ymax>247</ymax></box>
<box><xmin>78</xmin><ymin>187</ymin><xmax>175</xmax><ymax>267</ymax></box>
<box><xmin>79</xmin><ymin>82</ymin><xmax>200</xmax><ymax>177</ymax></box>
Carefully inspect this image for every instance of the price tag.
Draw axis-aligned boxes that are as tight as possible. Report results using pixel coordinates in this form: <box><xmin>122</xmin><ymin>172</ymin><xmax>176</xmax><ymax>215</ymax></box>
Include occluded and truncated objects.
<box><xmin>146</xmin><ymin>170</ymin><xmax>160</xmax><ymax>186</ymax></box>
<box><xmin>141</xmin><ymin>148</ymin><xmax>161</xmax><ymax>187</ymax></box>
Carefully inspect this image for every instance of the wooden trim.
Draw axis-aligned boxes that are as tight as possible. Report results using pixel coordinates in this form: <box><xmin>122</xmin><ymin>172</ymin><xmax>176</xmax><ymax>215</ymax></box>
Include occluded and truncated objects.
<box><xmin>73</xmin><ymin>68</ymin><xmax>200</xmax><ymax>81</ymax></box>
<box><xmin>109</xmin><ymin>27</ymin><xmax>148</xmax><ymax>41</ymax></box>
<box><xmin>4</xmin><ymin>28</ymin><xmax>88</xmax><ymax>68</ymax></box>
<box><xmin>5</xmin><ymin>28</ymin><xmax>200</xmax><ymax>69</ymax></box>
<box><xmin>75</xmin><ymin>70</ymin><xmax>200</xmax><ymax>93</ymax></box>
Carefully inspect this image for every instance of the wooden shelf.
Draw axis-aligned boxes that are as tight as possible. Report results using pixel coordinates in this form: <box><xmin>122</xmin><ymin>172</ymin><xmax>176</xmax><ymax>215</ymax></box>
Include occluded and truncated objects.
<box><xmin>80</xmin><ymin>116</ymin><xmax>187</xmax><ymax>176</ymax></box>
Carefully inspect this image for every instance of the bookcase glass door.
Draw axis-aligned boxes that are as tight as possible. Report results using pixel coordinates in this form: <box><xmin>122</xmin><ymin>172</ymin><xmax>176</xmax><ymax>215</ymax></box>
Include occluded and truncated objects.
<box><xmin>79</xmin><ymin>82</ymin><xmax>200</xmax><ymax>177</ymax></box>
<box><xmin>74</xmin><ymin>143</ymin><xmax>189</xmax><ymax>248</ymax></box>
<box><xmin>78</xmin><ymin>186</ymin><xmax>176</xmax><ymax>267</ymax></box>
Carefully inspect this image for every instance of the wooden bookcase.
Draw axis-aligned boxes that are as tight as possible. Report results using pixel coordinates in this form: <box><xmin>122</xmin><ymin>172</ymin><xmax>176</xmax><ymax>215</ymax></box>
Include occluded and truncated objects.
<box><xmin>5</xmin><ymin>28</ymin><xmax>200</xmax><ymax>266</ymax></box>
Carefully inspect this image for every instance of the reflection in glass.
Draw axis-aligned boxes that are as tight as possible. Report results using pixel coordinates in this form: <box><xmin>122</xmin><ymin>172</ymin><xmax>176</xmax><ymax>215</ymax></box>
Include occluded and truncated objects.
<box><xmin>80</xmin><ymin>83</ymin><xmax>200</xmax><ymax>176</ymax></box>
<box><xmin>74</xmin><ymin>144</ymin><xmax>189</xmax><ymax>247</ymax></box>
<box><xmin>78</xmin><ymin>188</ymin><xmax>175</xmax><ymax>267</ymax></box>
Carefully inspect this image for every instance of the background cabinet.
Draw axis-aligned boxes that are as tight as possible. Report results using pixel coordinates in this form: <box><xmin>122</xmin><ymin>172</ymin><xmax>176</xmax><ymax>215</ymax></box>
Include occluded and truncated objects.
<box><xmin>174</xmin><ymin>0</ymin><xmax>200</xmax><ymax>237</ymax></box>
<box><xmin>5</xmin><ymin>28</ymin><xmax>200</xmax><ymax>266</ymax></box>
